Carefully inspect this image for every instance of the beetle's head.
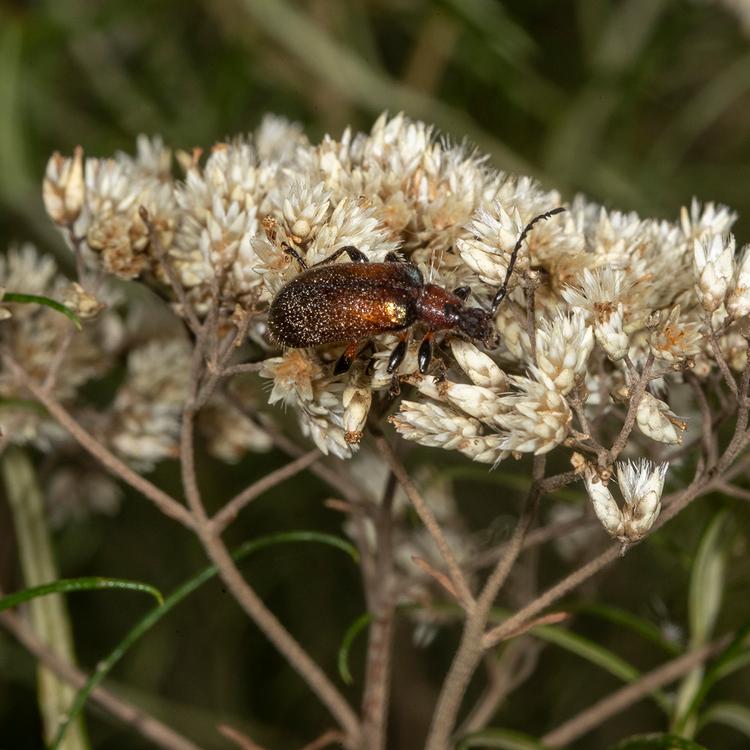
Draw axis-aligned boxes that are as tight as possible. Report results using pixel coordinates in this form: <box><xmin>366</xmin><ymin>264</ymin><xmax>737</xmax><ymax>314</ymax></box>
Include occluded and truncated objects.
<box><xmin>457</xmin><ymin>306</ymin><xmax>497</xmax><ymax>347</ymax></box>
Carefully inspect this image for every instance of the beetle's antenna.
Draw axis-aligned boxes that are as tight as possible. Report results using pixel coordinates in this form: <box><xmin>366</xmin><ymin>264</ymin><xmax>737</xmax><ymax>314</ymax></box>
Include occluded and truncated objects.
<box><xmin>490</xmin><ymin>206</ymin><xmax>566</xmax><ymax>314</ymax></box>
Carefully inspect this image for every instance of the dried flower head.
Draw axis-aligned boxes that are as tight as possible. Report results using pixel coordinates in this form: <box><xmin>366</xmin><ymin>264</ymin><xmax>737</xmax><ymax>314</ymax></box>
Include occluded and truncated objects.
<box><xmin>648</xmin><ymin>306</ymin><xmax>702</xmax><ymax>365</ymax></box>
<box><xmin>533</xmin><ymin>311</ymin><xmax>594</xmax><ymax>395</ymax></box>
<box><xmin>727</xmin><ymin>244</ymin><xmax>750</xmax><ymax>320</ymax></box>
<box><xmin>496</xmin><ymin>375</ymin><xmax>572</xmax><ymax>454</ymax></box>
<box><xmin>585</xmin><ymin>460</ymin><xmax>668</xmax><ymax>543</ymax></box>
<box><xmin>43</xmin><ymin>146</ymin><xmax>85</xmax><ymax>226</ymax></box>
<box><xmin>108</xmin><ymin>339</ymin><xmax>190</xmax><ymax>468</ymax></box>
<box><xmin>636</xmin><ymin>392</ymin><xmax>687</xmax><ymax>445</ymax></box>
<box><xmin>693</xmin><ymin>234</ymin><xmax>735</xmax><ymax>313</ymax></box>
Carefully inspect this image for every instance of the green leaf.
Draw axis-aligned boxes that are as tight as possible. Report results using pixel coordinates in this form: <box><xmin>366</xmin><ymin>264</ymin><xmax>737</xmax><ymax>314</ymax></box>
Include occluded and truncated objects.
<box><xmin>231</xmin><ymin>529</ymin><xmax>359</xmax><ymax>564</ymax></box>
<box><xmin>2</xmin><ymin>292</ymin><xmax>82</xmax><ymax>330</ymax></box>
<box><xmin>709</xmin><ymin>641</ymin><xmax>750</xmax><ymax>683</ymax></box>
<box><xmin>485</xmin><ymin>608</ymin><xmax>671</xmax><ymax>713</ymax></box>
<box><xmin>674</xmin><ymin>512</ymin><xmax>731</xmax><ymax>730</ymax></box>
<box><xmin>441</xmin><ymin>0</ymin><xmax>535</xmax><ymax>63</ymax></box>
<box><xmin>457</xmin><ymin>728</ymin><xmax>549</xmax><ymax>749</ymax></box>
<box><xmin>576</xmin><ymin>602</ymin><xmax>681</xmax><ymax>656</ymax></box>
<box><xmin>337</xmin><ymin>612</ymin><xmax>373</xmax><ymax>685</ymax></box>
<box><xmin>699</xmin><ymin>701</ymin><xmax>750</xmax><ymax>738</ymax></box>
<box><xmin>532</xmin><ymin>624</ymin><xmax>672</xmax><ymax>713</ymax></box>
<box><xmin>609</xmin><ymin>734</ymin><xmax>708</xmax><ymax>750</ymax></box>
<box><xmin>0</xmin><ymin>577</ymin><xmax>163</xmax><ymax>612</ymax></box>
<box><xmin>675</xmin><ymin>621</ymin><xmax>750</xmax><ymax>733</ymax></box>
<box><xmin>3</xmin><ymin>447</ymin><xmax>90</xmax><ymax>750</ymax></box>
<box><xmin>50</xmin><ymin>530</ymin><xmax>357</xmax><ymax>750</ymax></box>
<box><xmin>688</xmin><ymin>511</ymin><xmax>729</xmax><ymax>648</ymax></box>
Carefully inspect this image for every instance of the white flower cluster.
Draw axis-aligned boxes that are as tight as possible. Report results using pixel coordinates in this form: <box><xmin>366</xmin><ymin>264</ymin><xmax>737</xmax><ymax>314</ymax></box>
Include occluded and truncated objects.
<box><xmin>36</xmin><ymin>111</ymin><xmax>750</xmax><ymax>536</ymax></box>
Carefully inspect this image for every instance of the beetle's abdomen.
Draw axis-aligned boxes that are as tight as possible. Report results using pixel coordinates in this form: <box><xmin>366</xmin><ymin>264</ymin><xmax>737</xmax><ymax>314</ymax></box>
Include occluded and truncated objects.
<box><xmin>268</xmin><ymin>262</ymin><xmax>422</xmax><ymax>347</ymax></box>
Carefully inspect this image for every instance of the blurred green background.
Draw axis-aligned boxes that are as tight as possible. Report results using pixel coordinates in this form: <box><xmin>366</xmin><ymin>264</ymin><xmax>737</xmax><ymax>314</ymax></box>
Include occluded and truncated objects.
<box><xmin>2</xmin><ymin>0</ymin><xmax>750</xmax><ymax>748</ymax></box>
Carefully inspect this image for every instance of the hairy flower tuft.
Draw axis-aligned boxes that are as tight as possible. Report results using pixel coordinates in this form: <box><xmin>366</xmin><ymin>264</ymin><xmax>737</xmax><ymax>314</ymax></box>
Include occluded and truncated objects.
<box><xmin>533</xmin><ymin>311</ymin><xmax>594</xmax><ymax>394</ymax></box>
<box><xmin>693</xmin><ymin>234</ymin><xmax>735</xmax><ymax>313</ymax></box>
<box><xmin>495</xmin><ymin>375</ymin><xmax>572</xmax><ymax>454</ymax></box>
<box><xmin>585</xmin><ymin>460</ymin><xmax>667</xmax><ymax>543</ymax></box>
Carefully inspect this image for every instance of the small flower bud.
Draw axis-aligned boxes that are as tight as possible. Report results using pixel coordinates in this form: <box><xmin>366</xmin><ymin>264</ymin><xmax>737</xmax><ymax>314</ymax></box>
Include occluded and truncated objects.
<box><xmin>62</xmin><ymin>282</ymin><xmax>105</xmax><ymax>320</ymax></box>
<box><xmin>494</xmin><ymin>304</ymin><xmax>530</xmax><ymax>361</ymax></box>
<box><xmin>585</xmin><ymin>461</ymin><xmax>668</xmax><ymax>543</ymax></box>
<box><xmin>616</xmin><ymin>460</ymin><xmax>667</xmax><ymax>541</ymax></box>
<box><xmin>389</xmin><ymin>400</ymin><xmax>504</xmax><ymax>463</ymax></box>
<box><xmin>595</xmin><ymin>304</ymin><xmax>629</xmax><ymax>361</ymax></box>
<box><xmin>495</xmin><ymin>375</ymin><xmax>572</xmax><ymax>454</ymax></box>
<box><xmin>693</xmin><ymin>234</ymin><xmax>734</xmax><ymax>313</ymax></box>
<box><xmin>450</xmin><ymin>340</ymin><xmax>507</xmax><ymax>389</ymax></box>
<box><xmin>445</xmin><ymin>383</ymin><xmax>502</xmax><ymax>421</ymax></box>
<box><xmin>570</xmin><ymin>451</ymin><xmax>586</xmax><ymax>474</ymax></box>
<box><xmin>584</xmin><ymin>468</ymin><xmax>624</xmax><ymax>538</ymax></box>
<box><xmin>636</xmin><ymin>392</ymin><xmax>686</xmax><ymax>444</ymax></box>
<box><xmin>727</xmin><ymin>244</ymin><xmax>750</xmax><ymax>320</ymax></box>
<box><xmin>342</xmin><ymin>380</ymin><xmax>372</xmax><ymax>444</ymax></box>
<box><xmin>534</xmin><ymin>311</ymin><xmax>594</xmax><ymax>395</ymax></box>
<box><xmin>43</xmin><ymin>146</ymin><xmax>85</xmax><ymax>226</ymax></box>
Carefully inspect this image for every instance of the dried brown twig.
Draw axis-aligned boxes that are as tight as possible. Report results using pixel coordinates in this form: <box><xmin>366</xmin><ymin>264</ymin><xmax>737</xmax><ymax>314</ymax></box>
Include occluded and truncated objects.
<box><xmin>211</xmin><ymin>448</ymin><xmax>320</xmax><ymax>533</ymax></box>
<box><xmin>375</xmin><ymin>435</ymin><xmax>474</xmax><ymax>610</ymax></box>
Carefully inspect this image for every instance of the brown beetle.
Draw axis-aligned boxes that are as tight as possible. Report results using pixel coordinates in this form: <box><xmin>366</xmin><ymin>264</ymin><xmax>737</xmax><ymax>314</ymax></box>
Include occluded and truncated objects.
<box><xmin>267</xmin><ymin>208</ymin><xmax>565</xmax><ymax>376</ymax></box>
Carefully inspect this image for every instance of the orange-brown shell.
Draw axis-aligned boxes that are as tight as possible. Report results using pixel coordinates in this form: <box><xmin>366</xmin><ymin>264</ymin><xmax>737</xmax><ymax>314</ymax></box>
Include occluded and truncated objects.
<box><xmin>267</xmin><ymin>262</ymin><xmax>423</xmax><ymax>347</ymax></box>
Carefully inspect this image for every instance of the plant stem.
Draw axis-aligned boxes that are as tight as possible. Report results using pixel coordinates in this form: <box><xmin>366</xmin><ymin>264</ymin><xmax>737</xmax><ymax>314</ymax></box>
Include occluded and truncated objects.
<box><xmin>2</xmin><ymin>447</ymin><xmax>88</xmax><ymax>750</ymax></box>
<box><xmin>425</xmin><ymin>455</ymin><xmax>545</xmax><ymax>750</ymax></box>
<box><xmin>361</xmin><ymin>471</ymin><xmax>397</xmax><ymax>750</ymax></box>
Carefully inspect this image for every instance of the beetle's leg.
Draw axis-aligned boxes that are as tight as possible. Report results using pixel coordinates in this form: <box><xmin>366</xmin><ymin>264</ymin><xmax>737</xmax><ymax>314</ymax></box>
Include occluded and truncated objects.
<box><xmin>333</xmin><ymin>341</ymin><xmax>360</xmax><ymax>375</ymax></box>
<box><xmin>433</xmin><ymin>350</ymin><xmax>448</xmax><ymax>382</ymax></box>
<box><xmin>387</xmin><ymin>332</ymin><xmax>410</xmax><ymax>374</ymax></box>
<box><xmin>417</xmin><ymin>332</ymin><xmax>435</xmax><ymax>374</ymax></box>
<box><xmin>360</xmin><ymin>341</ymin><xmax>377</xmax><ymax>376</ymax></box>
<box><xmin>281</xmin><ymin>242</ymin><xmax>308</xmax><ymax>271</ymax></box>
<box><xmin>385</xmin><ymin>251</ymin><xmax>406</xmax><ymax>263</ymax></box>
<box><xmin>452</xmin><ymin>286</ymin><xmax>471</xmax><ymax>301</ymax></box>
<box><xmin>313</xmin><ymin>245</ymin><xmax>369</xmax><ymax>266</ymax></box>
<box><xmin>388</xmin><ymin>375</ymin><xmax>401</xmax><ymax>397</ymax></box>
